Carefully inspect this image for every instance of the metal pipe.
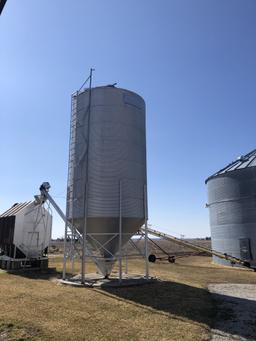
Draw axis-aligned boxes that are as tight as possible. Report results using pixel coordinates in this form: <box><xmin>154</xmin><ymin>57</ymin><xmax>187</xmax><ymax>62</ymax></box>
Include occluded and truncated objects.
<box><xmin>119</xmin><ymin>180</ymin><xmax>122</xmax><ymax>282</ymax></box>
<box><xmin>13</xmin><ymin>245</ymin><xmax>16</xmax><ymax>260</ymax></box>
<box><xmin>147</xmin><ymin>236</ymin><xmax>169</xmax><ymax>255</ymax></box>
<box><xmin>81</xmin><ymin>69</ymin><xmax>94</xmax><ymax>284</ymax></box>
<box><xmin>62</xmin><ymin>221</ymin><xmax>68</xmax><ymax>280</ymax></box>
<box><xmin>141</xmin><ymin>226</ymin><xmax>254</xmax><ymax>269</ymax></box>
<box><xmin>81</xmin><ymin>183</ymin><xmax>88</xmax><ymax>284</ymax></box>
<box><xmin>144</xmin><ymin>185</ymin><xmax>149</xmax><ymax>279</ymax></box>
<box><xmin>125</xmin><ymin>243</ymin><xmax>128</xmax><ymax>274</ymax></box>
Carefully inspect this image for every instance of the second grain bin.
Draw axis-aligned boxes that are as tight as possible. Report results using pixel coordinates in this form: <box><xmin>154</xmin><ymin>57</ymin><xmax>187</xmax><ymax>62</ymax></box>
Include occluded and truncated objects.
<box><xmin>66</xmin><ymin>86</ymin><xmax>147</xmax><ymax>276</ymax></box>
<box><xmin>206</xmin><ymin>149</ymin><xmax>256</xmax><ymax>267</ymax></box>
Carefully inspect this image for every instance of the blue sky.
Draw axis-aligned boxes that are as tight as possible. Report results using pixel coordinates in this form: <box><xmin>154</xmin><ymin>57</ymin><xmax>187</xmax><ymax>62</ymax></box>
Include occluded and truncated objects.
<box><xmin>1</xmin><ymin>0</ymin><xmax>256</xmax><ymax>238</ymax></box>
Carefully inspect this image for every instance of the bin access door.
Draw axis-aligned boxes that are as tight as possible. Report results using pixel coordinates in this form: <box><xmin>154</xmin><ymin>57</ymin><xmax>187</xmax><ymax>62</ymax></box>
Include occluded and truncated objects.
<box><xmin>239</xmin><ymin>238</ymin><xmax>252</xmax><ymax>260</ymax></box>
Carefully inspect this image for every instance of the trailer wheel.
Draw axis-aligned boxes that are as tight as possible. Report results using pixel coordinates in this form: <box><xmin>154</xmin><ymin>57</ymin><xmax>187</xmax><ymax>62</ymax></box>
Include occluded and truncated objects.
<box><xmin>148</xmin><ymin>254</ymin><xmax>156</xmax><ymax>263</ymax></box>
<box><xmin>168</xmin><ymin>256</ymin><xmax>175</xmax><ymax>263</ymax></box>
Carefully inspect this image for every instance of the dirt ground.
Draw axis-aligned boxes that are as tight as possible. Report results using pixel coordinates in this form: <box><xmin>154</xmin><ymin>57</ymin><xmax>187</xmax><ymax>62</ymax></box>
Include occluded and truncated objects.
<box><xmin>0</xmin><ymin>256</ymin><xmax>255</xmax><ymax>341</ymax></box>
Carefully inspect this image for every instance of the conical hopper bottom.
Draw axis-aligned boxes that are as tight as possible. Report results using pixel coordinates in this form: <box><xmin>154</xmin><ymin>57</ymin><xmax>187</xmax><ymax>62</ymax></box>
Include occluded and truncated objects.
<box><xmin>74</xmin><ymin>217</ymin><xmax>144</xmax><ymax>277</ymax></box>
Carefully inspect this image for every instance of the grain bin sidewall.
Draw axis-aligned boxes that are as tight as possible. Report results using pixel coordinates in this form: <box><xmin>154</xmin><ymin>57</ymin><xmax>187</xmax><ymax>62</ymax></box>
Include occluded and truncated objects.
<box><xmin>207</xmin><ymin>167</ymin><xmax>256</xmax><ymax>266</ymax></box>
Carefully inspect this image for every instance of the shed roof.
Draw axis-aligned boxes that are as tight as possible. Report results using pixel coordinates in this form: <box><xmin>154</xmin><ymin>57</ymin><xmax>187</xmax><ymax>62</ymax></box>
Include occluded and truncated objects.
<box><xmin>0</xmin><ymin>202</ymin><xmax>33</xmax><ymax>217</ymax></box>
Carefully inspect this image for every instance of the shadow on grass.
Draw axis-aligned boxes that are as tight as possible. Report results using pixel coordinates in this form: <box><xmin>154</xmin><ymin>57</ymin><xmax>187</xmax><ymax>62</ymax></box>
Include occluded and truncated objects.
<box><xmin>101</xmin><ymin>280</ymin><xmax>215</xmax><ymax>325</ymax></box>
<box><xmin>6</xmin><ymin>267</ymin><xmax>61</xmax><ymax>280</ymax></box>
<box><xmin>101</xmin><ymin>280</ymin><xmax>256</xmax><ymax>340</ymax></box>
<box><xmin>0</xmin><ymin>320</ymin><xmax>42</xmax><ymax>341</ymax></box>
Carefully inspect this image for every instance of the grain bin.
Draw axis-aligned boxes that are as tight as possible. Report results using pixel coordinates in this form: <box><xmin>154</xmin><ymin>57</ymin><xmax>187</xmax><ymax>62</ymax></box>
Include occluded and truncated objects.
<box><xmin>206</xmin><ymin>149</ymin><xmax>256</xmax><ymax>267</ymax></box>
<box><xmin>66</xmin><ymin>85</ymin><xmax>147</xmax><ymax>276</ymax></box>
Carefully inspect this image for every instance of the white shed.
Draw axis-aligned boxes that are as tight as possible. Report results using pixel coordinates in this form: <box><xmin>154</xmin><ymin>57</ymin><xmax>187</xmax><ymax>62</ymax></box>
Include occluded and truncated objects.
<box><xmin>0</xmin><ymin>201</ymin><xmax>52</xmax><ymax>269</ymax></box>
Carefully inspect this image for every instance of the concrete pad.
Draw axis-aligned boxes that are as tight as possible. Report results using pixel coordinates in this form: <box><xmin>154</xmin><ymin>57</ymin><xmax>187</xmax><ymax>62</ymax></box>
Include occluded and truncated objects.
<box><xmin>59</xmin><ymin>272</ymin><xmax>157</xmax><ymax>288</ymax></box>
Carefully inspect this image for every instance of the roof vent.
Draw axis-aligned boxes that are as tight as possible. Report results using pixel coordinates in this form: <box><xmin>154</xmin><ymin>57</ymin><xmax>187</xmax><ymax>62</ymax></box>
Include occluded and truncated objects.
<box><xmin>237</xmin><ymin>155</ymin><xmax>249</xmax><ymax>162</ymax></box>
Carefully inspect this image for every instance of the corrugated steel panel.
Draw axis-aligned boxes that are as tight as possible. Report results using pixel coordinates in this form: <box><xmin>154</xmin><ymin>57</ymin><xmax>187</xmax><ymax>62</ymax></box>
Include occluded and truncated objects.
<box><xmin>66</xmin><ymin>86</ymin><xmax>147</xmax><ymax>262</ymax></box>
<box><xmin>0</xmin><ymin>202</ymin><xmax>32</xmax><ymax>217</ymax></box>
<box><xmin>207</xmin><ymin>167</ymin><xmax>256</xmax><ymax>266</ymax></box>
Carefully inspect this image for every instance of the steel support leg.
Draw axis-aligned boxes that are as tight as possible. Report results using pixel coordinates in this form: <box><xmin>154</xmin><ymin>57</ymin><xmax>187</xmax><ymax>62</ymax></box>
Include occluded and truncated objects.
<box><xmin>62</xmin><ymin>220</ymin><xmax>68</xmax><ymax>280</ymax></box>
<box><xmin>119</xmin><ymin>180</ymin><xmax>122</xmax><ymax>283</ymax></box>
<box><xmin>81</xmin><ymin>183</ymin><xmax>88</xmax><ymax>284</ymax></box>
<box><xmin>144</xmin><ymin>185</ymin><xmax>149</xmax><ymax>279</ymax></box>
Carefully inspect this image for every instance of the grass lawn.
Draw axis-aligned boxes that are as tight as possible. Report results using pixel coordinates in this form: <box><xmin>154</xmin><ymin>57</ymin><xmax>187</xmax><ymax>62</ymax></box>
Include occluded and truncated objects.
<box><xmin>0</xmin><ymin>256</ymin><xmax>255</xmax><ymax>341</ymax></box>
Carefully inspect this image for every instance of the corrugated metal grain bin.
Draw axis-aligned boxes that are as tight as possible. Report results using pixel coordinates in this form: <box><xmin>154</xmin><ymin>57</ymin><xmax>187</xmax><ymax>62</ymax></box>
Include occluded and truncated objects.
<box><xmin>206</xmin><ymin>149</ymin><xmax>256</xmax><ymax>267</ymax></box>
<box><xmin>66</xmin><ymin>86</ymin><xmax>147</xmax><ymax>275</ymax></box>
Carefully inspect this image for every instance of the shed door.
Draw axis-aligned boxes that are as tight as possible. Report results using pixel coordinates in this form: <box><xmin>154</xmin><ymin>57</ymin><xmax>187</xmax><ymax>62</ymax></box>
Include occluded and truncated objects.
<box><xmin>239</xmin><ymin>238</ymin><xmax>252</xmax><ymax>260</ymax></box>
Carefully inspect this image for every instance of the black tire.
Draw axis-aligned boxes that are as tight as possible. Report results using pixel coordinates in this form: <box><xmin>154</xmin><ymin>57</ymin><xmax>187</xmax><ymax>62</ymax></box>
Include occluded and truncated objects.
<box><xmin>168</xmin><ymin>256</ymin><xmax>175</xmax><ymax>263</ymax></box>
<box><xmin>148</xmin><ymin>254</ymin><xmax>156</xmax><ymax>263</ymax></box>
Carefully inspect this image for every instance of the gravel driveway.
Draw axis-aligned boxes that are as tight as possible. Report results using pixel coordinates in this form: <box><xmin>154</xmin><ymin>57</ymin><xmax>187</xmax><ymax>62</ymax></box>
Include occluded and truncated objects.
<box><xmin>208</xmin><ymin>284</ymin><xmax>256</xmax><ymax>341</ymax></box>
